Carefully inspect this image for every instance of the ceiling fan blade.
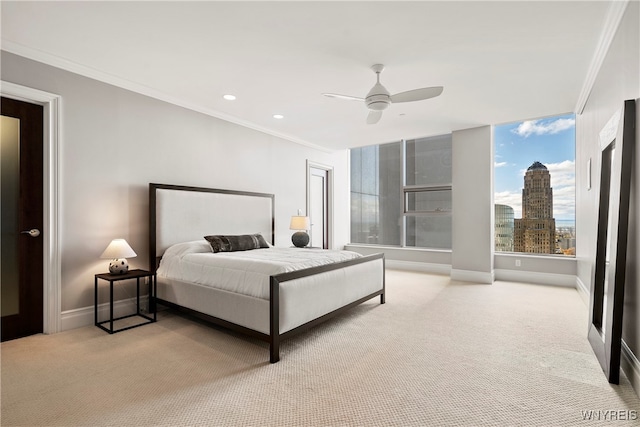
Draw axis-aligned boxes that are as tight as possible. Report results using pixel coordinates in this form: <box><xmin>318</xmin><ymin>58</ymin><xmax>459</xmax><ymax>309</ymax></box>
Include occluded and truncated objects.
<box><xmin>367</xmin><ymin>110</ymin><xmax>383</xmax><ymax>124</ymax></box>
<box><xmin>391</xmin><ymin>86</ymin><xmax>443</xmax><ymax>103</ymax></box>
<box><xmin>322</xmin><ymin>93</ymin><xmax>364</xmax><ymax>102</ymax></box>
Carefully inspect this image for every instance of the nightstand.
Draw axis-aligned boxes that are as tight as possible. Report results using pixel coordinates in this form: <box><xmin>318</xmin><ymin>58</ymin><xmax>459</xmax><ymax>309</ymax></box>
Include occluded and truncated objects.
<box><xmin>94</xmin><ymin>269</ymin><xmax>156</xmax><ymax>334</ymax></box>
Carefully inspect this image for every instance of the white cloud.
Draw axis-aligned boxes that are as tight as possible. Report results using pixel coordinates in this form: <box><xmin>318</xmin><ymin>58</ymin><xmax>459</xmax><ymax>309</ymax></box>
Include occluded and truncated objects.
<box><xmin>494</xmin><ymin>161</ymin><xmax>507</xmax><ymax>168</ymax></box>
<box><xmin>547</xmin><ymin>160</ymin><xmax>575</xmax><ymax>188</ymax></box>
<box><xmin>552</xmin><ymin>185</ymin><xmax>576</xmax><ymax>219</ymax></box>
<box><xmin>494</xmin><ymin>190</ymin><xmax>522</xmax><ymax>218</ymax></box>
<box><xmin>546</xmin><ymin>159</ymin><xmax>575</xmax><ymax>172</ymax></box>
<box><xmin>512</xmin><ymin>117</ymin><xmax>575</xmax><ymax>138</ymax></box>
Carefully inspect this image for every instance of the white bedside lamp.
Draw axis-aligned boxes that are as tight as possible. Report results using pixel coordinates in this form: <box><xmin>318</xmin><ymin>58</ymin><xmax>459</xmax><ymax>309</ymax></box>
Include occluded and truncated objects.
<box><xmin>101</xmin><ymin>239</ymin><xmax>137</xmax><ymax>275</ymax></box>
<box><xmin>290</xmin><ymin>215</ymin><xmax>311</xmax><ymax>248</ymax></box>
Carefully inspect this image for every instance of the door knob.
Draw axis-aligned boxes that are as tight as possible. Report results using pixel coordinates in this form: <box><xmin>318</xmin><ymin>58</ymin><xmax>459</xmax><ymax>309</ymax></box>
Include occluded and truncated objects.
<box><xmin>21</xmin><ymin>229</ymin><xmax>40</xmax><ymax>237</ymax></box>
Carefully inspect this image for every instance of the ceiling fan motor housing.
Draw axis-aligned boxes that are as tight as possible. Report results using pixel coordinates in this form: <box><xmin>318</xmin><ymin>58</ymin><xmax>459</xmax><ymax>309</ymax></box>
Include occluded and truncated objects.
<box><xmin>366</xmin><ymin>83</ymin><xmax>391</xmax><ymax>111</ymax></box>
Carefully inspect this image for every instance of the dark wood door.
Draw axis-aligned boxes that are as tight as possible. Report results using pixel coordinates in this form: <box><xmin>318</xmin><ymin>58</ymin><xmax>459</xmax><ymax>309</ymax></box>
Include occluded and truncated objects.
<box><xmin>1</xmin><ymin>96</ymin><xmax>44</xmax><ymax>341</ymax></box>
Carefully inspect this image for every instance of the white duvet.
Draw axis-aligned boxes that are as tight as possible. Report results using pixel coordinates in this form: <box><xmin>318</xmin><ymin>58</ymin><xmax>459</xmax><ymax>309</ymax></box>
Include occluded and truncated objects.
<box><xmin>156</xmin><ymin>240</ymin><xmax>362</xmax><ymax>300</ymax></box>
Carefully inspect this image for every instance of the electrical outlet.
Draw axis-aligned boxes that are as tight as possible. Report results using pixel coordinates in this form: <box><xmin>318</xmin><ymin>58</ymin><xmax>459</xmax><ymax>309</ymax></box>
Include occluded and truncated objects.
<box><xmin>515</xmin><ymin>259</ymin><xmax>521</xmax><ymax>267</ymax></box>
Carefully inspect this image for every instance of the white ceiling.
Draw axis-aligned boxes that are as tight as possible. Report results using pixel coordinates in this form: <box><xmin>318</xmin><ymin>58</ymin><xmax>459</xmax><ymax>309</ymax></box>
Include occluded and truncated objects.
<box><xmin>1</xmin><ymin>1</ymin><xmax>614</xmax><ymax>151</ymax></box>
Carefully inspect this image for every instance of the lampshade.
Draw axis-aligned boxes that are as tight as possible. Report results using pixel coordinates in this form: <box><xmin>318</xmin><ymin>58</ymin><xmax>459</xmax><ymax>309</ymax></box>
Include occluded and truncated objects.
<box><xmin>290</xmin><ymin>216</ymin><xmax>310</xmax><ymax>231</ymax></box>
<box><xmin>100</xmin><ymin>239</ymin><xmax>137</xmax><ymax>259</ymax></box>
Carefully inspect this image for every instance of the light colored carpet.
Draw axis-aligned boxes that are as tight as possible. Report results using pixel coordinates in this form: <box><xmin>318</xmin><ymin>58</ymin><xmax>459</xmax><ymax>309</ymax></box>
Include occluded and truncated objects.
<box><xmin>1</xmin><ymin>269</ymin><xmax>638</xmax><ymax>426</ymax></box>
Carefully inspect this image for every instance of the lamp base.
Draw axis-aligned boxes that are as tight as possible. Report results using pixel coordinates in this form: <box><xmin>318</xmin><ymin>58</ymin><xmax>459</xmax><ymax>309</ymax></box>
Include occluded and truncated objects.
<box><xmin>291</xmin><ymin>231</ymin><xmax>310</xmax><ymax>248</ymax></box>
<box><xmin>109</xmin><ymin>258</ymin><xmax>130</xmax><ymax>275</ymax></box>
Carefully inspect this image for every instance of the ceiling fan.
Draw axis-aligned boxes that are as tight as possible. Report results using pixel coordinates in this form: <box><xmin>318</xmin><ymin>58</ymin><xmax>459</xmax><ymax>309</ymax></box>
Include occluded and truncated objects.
<box><xmin>323</xmin><ymin>64</ymin><xmax>443</xmax><ymax>124</ymax></box>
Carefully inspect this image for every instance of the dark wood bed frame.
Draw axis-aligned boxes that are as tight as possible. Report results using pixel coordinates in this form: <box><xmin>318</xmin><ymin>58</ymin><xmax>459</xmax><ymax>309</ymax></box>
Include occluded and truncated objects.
<box><xmin>149</xmin><ymin>183</ymin><xmax>385</xmax><ymax>363</ymax></box>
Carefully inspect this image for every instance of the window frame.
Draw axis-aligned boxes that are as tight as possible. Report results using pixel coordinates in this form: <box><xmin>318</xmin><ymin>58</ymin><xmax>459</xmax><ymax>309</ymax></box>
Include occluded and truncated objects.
<box><xmin>350</xmin><ymin>135</ymin><xmax>453</xmax><ymax>250</ymax></box>
<box><xmin>403</xmin><ymin>185</ymin><xmax>453</xmax><ymax>215</ymax></box>
<box><xmin>493</xmin><ymin>113</ymin><xmax>576</xmax><ymax>257</ymax></box>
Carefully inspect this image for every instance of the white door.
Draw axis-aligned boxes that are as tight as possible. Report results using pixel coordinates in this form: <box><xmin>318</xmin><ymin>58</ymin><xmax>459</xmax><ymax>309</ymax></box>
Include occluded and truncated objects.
<box><xmin>308</xmin><ymin>166</ymin><xmax>330</xmax><ymax>249</ymax></box>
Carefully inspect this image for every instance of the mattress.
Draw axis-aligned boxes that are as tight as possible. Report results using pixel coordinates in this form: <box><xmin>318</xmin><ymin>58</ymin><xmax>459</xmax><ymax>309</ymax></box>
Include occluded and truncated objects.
<box><xmin>156</xmin><ymin>240</ymin><xmax>362</xmax><ymax>300</ymax></box>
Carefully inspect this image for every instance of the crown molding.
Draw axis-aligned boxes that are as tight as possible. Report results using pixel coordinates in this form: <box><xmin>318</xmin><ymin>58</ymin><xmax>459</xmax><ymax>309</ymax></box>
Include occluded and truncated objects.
<box><xmin>574</xmin><ymin>0</ymin><xmax>630</xmax><ymax>115</ymax></box>
<box><xmin>1</xmin><ymin>41</ymin><xmax>333</xmax><ymax>153</ymax></box>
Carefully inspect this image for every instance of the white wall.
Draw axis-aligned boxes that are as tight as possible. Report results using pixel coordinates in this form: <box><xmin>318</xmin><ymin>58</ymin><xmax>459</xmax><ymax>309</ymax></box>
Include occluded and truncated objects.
<box><xmin>451</xmin><ymin>126</ymin><xmax>494</xmax><ymax>283</ymax></box>
<box><xmin>575</xmin><ymin>1</ymin><xmax>639</xmax><ymax>394</ymax></box>
<box><xmin>1</xmin><ymin>51</ymin><xmax>350</xmax><ymax>315</ymax></box>
<box><xmin>494</xmin><ymin>253</ymin><xmax>577</xmax><ymax>288</ymax></box>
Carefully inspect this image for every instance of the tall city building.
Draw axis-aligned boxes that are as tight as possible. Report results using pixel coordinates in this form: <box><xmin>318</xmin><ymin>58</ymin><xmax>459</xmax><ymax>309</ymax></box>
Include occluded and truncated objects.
<box><xmin>514</xmin><ymin>161</ymin><xmax>556</xmax><ymax>254</ymax></box>
<box><xmin>495</xmin><ymin>204</ymin><xmax>514</xmax><ymax>252</ymax></box>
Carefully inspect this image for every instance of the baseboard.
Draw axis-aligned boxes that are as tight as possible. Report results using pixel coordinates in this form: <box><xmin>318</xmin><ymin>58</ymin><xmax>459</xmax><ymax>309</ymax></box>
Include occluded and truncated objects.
<box><xmin>621</xmin><ymin>340</ymin><xmax>640</xmax><ymax>399</ymax></box>
<box><xmin>385</xmin><ymin>260</ymin><xmax>451</xmax><ymax>275</ymax></box>
<box><xmin>389</xmin><ymin>263</ymin><xmax>575</xmax><ymax>288</ymax></box>
<box><xmin>61</xmin><ymin>296</ymin><xmax>149</xmax><ymax>331</ymax></box>
<box><xmin>450</xmin><ymin>268</ymin><xmax>494</xmax><ymax>284</ymax></box>
<box><xmin>574</xmin><ymin>278</ymin><xmax>639</xmax><ymax>399</ymax></box>
<box><xmin>494</xmin><ymin>269</ymin><xmax>575</xmax><ymax>287</ymax></box>
<box><xmin>575</xmin><ymin>276</ymin><xmax>590</xmax><ymax>304</ymax></box>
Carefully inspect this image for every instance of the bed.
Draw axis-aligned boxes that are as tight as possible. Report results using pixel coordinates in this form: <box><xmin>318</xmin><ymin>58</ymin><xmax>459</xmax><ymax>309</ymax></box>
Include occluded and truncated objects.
<box><xmin>149</xmin><ymin>183</ymin><xmax>385</xmax><ymax>363</ymax></box>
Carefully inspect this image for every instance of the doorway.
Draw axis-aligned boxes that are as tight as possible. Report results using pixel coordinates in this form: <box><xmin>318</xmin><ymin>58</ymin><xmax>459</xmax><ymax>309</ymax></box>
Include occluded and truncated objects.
<box><xmin>1</xmin><ymin>97</ymin><xmax>44</xmax><ymax>341</ymax></box>
<box><xmin>307</xmin><ymin>161</ymin><xmax>333</xmax><ymax>249</ymax></box>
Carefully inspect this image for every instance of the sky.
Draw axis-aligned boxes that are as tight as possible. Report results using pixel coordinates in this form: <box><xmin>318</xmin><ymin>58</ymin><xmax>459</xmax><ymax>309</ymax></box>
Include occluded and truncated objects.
<box><xmin>494</xmin><ymin>113</ymin><xmax>576</xmax><ymax>222</ymax></box>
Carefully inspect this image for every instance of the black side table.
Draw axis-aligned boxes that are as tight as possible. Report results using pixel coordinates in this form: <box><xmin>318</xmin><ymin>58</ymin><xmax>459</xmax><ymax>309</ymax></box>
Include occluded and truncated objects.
<box><xmin>94</xmin><ymin>269</ymin><xmax>156</xmax><ymax>333</ymax></box>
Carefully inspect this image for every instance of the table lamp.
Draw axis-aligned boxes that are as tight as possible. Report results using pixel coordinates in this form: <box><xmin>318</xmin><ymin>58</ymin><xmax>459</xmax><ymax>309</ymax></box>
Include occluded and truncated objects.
<box><xmin>101</xmin><ymin>238</ymin><xmax>137</xmax><ymax>274</ymax></box>
<box><xmin>290</xmin><ymin>215</ymin><xmax>310</xmax><ymax>247</ymax></box>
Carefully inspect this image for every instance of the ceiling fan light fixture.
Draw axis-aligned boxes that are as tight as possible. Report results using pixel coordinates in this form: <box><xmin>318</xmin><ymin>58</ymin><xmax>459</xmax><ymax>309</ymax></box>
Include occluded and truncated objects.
<box><xmin>367</xmin><ymin>100</ymin><xmax>389</xmax><ymax>111</ymax></box>
<box><xmin>323</xmin><ymin>64</ymin><xmax>443</xmax><ymax>125</ymax></box>
<box><xmin>365</xmin><ymin>82</ymin><xmax>391</xmax><ymax>111</ymax></box>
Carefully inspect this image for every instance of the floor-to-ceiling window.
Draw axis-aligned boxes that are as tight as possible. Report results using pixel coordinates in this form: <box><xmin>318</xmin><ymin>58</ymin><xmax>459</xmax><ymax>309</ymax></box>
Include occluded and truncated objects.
<box><xmin>494</xmin><ymin>113</ymin><xmax>576</xmax><ymax>256</ymax></box>
<box><xmin>350</xmin><ymin>141</ymin><xmax>402</xmax><ymax>245</ymax></box>
<box><xmin>351</xmin><ymin>134</ymin><xmax>452</xmax><ymax>249</ymax></box>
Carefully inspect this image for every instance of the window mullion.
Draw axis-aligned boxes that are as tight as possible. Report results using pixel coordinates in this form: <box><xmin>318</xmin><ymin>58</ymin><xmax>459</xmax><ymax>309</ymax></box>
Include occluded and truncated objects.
<box><xmin>400</xmin><ymin>139</ymin><xmax>407</xmax><ymax>247</ymax></box>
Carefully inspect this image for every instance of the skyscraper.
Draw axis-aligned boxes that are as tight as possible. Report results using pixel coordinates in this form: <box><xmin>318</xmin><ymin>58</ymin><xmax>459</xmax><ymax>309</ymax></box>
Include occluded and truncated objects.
<box><xmin>495</xmin><ymin>204</ymin><xmax>514</xmax><ymax>252</ymax></box>
<box><xmin>514</xmin><ymin>161</ymin><xmax>556</xmax><ymax>254</ymax></box>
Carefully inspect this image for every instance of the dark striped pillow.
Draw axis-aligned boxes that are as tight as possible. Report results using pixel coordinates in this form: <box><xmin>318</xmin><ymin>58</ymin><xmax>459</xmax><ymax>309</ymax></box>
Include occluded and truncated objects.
<box><xmin>204</xmin><ymin>234</ymin><xmax>269</xmax><ymax>253</ymax></box>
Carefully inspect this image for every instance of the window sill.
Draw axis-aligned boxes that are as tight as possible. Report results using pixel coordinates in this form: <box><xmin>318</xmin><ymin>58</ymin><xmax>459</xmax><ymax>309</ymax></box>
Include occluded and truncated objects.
<box><xmin>495</xmin><ymin>252</ymin><xmax>576</xmax><ymax>260</ymax></box>
<box><xmin>345</xmin><ymin>244</ymin><xmax>451</xmax><ymax>254</ymax></box>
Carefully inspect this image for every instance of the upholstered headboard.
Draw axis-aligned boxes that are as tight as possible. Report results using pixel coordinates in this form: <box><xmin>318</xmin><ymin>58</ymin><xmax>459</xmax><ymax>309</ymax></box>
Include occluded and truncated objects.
<box><xmin>149</xmin><ymin>183</ymin><xmax>275</xmax><ymax>271</ymax></box>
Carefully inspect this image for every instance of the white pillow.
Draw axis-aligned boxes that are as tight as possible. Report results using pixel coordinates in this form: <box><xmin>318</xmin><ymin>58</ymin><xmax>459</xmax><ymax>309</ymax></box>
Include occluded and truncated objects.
<box><xmin>163</xmin><ymin>240</ymin><xmax>212</xmax><ymax>258</ymax></box>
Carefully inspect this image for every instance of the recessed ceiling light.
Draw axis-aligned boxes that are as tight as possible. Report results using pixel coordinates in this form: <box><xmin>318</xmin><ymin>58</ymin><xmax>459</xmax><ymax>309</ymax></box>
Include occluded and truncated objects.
<box><xmin>273</xmin><ymin>114</ymin><xmax>284</xmax><ymax>119</ymax></box>
<box><xmin>223</xmin><ymin>94</ymin><xmax>236</xmax><ymax>101</ymax></box>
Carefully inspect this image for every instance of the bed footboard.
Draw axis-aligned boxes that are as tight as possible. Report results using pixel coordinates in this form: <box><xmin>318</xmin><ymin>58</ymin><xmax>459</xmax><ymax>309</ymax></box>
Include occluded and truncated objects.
<box><xmin>269</xmin><ymin>253</ymin><xmax>385</xmax><ymax>363</ymax></box>
<box><xmin>150</xmin><ymin>183</ymin><xmax>386</xmax><ymax>363</ymax></box>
